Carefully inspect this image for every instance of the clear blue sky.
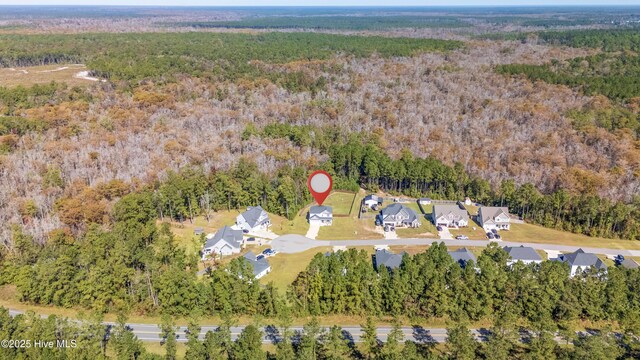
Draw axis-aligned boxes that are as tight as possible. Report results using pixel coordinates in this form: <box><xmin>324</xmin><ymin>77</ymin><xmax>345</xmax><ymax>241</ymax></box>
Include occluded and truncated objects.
<box><xmin>0</xmin><ymin>1</ymin><xmax>639</xmax><ymax>6</ymax></box>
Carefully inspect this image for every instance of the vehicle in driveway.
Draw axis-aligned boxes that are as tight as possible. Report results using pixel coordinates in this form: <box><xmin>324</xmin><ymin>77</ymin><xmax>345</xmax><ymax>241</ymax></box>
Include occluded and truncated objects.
<box><xmin>487</xmin><ymin>232</ymin><xmax>495</xmax><ymax>239</ymax></box>
<box><xmin>246</xmin><ymin>237</ymin><xmax>256</xmax><ymax>242</ymax></box>
<box><xmin>262</xmin><ymin>248</ymin><xmax>277</xmax><ymax>257</ymax></box>
<box><xmin>455</xmin><ymin>235</ymin><xmax>469</xmax><ymax>240</ymax></box>
<box><xmin>243</xmin><ymin>229</ymin><xmax>250</xmax><ymax>234</ymax></box>
<box><xmin>491</xmin><ymin>229</ymin><xmax>498</xmax><ymax>234</ymax></box>
<box><xmin>494</xmin><ymin>234</ymin><xmax>501</xmax><ymax>240</ymax></box>
<box><xmin>256</xmin><ymin>254</ymin><xmax>265</xmax><ymax>260</ymax></box>
<box><xmin>437</xmin><ymin>226</ymin><xmax>443</xmax><ymax>231</ymax></box>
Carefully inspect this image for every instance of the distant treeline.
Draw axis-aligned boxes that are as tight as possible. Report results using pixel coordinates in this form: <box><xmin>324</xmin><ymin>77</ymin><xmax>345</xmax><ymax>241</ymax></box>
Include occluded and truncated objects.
<box><xmin>496</xmin><ymin>53</ymin><xmax>640</xmax><ymax>102</ymax></box>
<box><xmin>0</xmin><ymin>32</ymin><xmax>462</xmax><ymax>92</ymax></box>
<box><xmin>175</xmin><ymin>15</ymin><xmax>470</xmax><ymax>30</ymax></box>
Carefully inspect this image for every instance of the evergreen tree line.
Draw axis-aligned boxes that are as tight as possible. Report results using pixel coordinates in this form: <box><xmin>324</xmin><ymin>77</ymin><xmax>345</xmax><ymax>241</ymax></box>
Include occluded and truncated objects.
<box><xmin>2</xmin><ymin>305</ymin><xmax>639</xmax><ymax>359</ymax></box>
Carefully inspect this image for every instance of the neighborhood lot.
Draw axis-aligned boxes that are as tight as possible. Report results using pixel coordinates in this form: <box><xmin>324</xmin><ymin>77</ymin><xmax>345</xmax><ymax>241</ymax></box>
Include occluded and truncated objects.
<box><xmin>316</xmin><ymin>191</ymin><xmax>383</xmax><ymax>240</ymax></box>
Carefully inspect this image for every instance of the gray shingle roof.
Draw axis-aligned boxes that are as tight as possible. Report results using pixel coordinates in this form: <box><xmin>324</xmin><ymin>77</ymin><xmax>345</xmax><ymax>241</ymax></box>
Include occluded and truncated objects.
<box><xmin>380</xmin><ymin>203</ymin><xmax>418</xmax><ymax>223</ymax></box>
<box><xmin>374</xmin><ymin>249</ymin><xmax>405</xmax><ymax>270</ymax></box>
<box><xmin>433</xmin><ymin>205</ymin><xmax>469</xmax><ymax>222</ymax></box>
<box><xmin>243</xmin><ymin>251</ymin><xmax>271</xmax><ymax>277</ymax></box>
<box><xmin>449</xmin><ymin>248</ymin><xmax>476</xmax><ymax>267</ymax></box>
<box><xmin>205</xmin><ymin>226</ymin><xmax>243</xmax><ymax>249</ymax></box>
<box><xmin>560</xmin><ymin>249</ymin><xmax>607</xmax><ymax>270</ymax></box>
<box><xmin>309</xmin><ymin>205</ymin><xmax>332</xmax><ymax>215</ymax></box>
<box><xmin>364</xmin><ymin>194</ymin><xmax>383</xmax><ymax>203</ymax></box>
<box><xmin>478</xmin><ymin>207</ymin><xmax>510</xmax><ymax>223</ymax></box>
<box><xmin>620</xmin><ymin>258</ymin><xmax>639</xmax><ymax>269</ymax></box>
<box><xmin>240</xmin><ymin>206</ymin><xmax>269</xmax><ymax>228</ymax></box>
<box><xmin>503</xmin><ymin>246</ymin><xmax>542</xmax><ymax>262</ymax></box>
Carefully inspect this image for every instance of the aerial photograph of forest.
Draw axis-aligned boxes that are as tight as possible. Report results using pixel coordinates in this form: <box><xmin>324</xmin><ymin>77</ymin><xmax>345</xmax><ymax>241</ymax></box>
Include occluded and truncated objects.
<box><xmin>0</xmin><ymin>1</ymin><xmax>640</xmax><ymax>359</ymax></box>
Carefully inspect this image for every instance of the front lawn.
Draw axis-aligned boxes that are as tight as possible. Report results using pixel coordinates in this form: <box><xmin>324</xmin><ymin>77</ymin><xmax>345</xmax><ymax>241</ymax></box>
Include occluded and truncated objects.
<box><xmin>504</xmin><ymin>223</ymin><xmax>640</xmax><ymax>250</ymax></box>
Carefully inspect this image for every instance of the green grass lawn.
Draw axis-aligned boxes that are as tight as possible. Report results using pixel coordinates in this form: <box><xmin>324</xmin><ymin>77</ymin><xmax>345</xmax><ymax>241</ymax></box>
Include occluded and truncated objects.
<box><xmin>449</xmin><ymin>219</ymin><xmax>488</xmax><ymax>239</ymax></box>
<box><xmin>260</xmin><ymin>247</ymin><xmax>332</xmax><ymax>293</ymax></box>
<box><xmin>504</xmin><ymin>223</ymin><xmax>640</xmax><ymax>250</ymax></box>
<box><xmin>317</xmin><ymin>217</ymin><xmax>383</xmax><ymax>240</ymax></box>
<box><xmin>322</xmin><ymin>191</ymin><xmax>357</xmax><ymax>215</ymax></box>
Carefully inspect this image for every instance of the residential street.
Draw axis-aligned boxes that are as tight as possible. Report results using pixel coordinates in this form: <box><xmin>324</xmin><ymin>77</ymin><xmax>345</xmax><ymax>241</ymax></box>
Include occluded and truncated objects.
<box><xmin>271</xmin><ymin>234</ymin><xmax>640</xmax><ymax>258</ymax></box>
<box><xmin>3</xmin><ymin>309</ymin><xmax>487</xmax><ymax>344</ymax></box>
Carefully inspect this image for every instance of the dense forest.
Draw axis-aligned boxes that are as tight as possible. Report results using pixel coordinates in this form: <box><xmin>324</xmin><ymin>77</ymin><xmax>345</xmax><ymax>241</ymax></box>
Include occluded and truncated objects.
<box><xmin>176</xmin><ymin>16</ymin><xmax>469</xmax><ymax>30</ymax></box>
<box><xmin>0</xmin><ymin>32</ymin><xmax>462</xmax><ymax>87</ymax></box>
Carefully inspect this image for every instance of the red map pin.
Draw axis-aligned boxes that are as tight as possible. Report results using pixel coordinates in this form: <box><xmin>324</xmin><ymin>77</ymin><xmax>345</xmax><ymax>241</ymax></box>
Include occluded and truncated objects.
<box><xmin>307</xmin><ymin>170</ymin><xmax>332</xmax><ymax>206</ymax></box>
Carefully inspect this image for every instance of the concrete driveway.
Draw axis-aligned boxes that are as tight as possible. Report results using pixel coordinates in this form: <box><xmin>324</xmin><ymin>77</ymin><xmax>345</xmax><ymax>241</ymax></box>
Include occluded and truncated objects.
<box><xmin>438</xmin><ymin>227</ymin><xmax>453</xmax><ymax>240</ymax></box>
<box><xmin>305</xmin><ymin>223</ymin><xmax>320</xmax><ymax>240</ymax></box>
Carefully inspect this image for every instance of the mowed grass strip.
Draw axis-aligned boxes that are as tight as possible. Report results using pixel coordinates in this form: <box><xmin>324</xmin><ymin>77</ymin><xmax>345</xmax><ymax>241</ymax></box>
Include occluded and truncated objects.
<box><xmin>504</xmin><ymin>223</ymin><xmax>640</xmax><ymax>250</ymax></box>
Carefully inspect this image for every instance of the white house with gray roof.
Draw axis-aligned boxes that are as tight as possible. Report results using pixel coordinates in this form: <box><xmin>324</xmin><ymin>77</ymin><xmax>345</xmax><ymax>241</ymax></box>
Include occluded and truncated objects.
<box><xmin>449</xmin><ymin>248</ymin><xmax>477</xmax><ymax>268</ymax></box>
<box><xmin>202</xmin><ymin>226</ymin><xmax>243</xmax><ymax>259</ymax></box>
<box><xmin>243</xmin><ymin>251</ymin><xmax>271</xmax><ymax>279</ymax></box>
<box><xmin>363</xmin><ymin>194</ymin><xmax>383</xmax><ymax>209</ymax></box>
<box><xmin>309</xmin><ymin>205</ymin><xmax>333</xmax><ymax>226</ymax></box>
<box><xmin>557</xmin><ymin>249</ymin><xmax>607</xmax><ymax>277</ymax></box>
<box><xmin>432</xmin><ymin>204</ymin><xmax>469</xmax><ymax>228</ymax></box>
<box><xmin>477</xmin><ymin>207</ymin><xmax>511</xmax><ymax>231</ymax></box>
<box><xmin>379</xmin><ymin>203</ymin><xmax>420</xmax><ymax>228</ymax></box>
<box><xmin>503</xmin><ymin>245</ymin><xmax>542</xmax><ymax>266</ymax></box>
<box><xmin>236</xmin><ymin>205</ymin><xmax>270</xmax><ymax>232</ymax></box>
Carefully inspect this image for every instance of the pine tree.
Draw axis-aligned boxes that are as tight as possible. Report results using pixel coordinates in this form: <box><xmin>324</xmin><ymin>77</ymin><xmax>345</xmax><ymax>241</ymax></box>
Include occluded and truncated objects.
<box><xmin>232</xmin><ymin>324</ymin><xmax>265</xmax><ymax>360</ymax></box>
<box><xmin>361</xmin><ymin>316</ymin><xmax>379</xmax><ymax>360</ymax></box>
<box><xmin>321</xmin><ymin>325</ymin><xmax>351</xmax><ymax>360</ymax></box>
<box><xmin>159</xmin><ymin>314</ymin><xmax>177</xmax><ymax>360</ymax></box>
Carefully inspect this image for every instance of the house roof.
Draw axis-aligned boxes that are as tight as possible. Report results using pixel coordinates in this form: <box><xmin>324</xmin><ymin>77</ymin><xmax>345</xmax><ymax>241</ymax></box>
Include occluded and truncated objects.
<box><xmin>309</xmin><ymin>205</ymin><xmax>332</xmax><ymax>216</ymax></box>
<box><xmin>478</xmin><ymin>207</ymin><xmax>510</xmax><ymax>224</ymax></box>
<box><xmin>364</xmin><ymin>194</ymin><xmax>382</xmax><ymax>202</ymax></box>
<box><xmin>204</xmin><ymin>226</ymin><xmax>243</xmax><ymax>249</ymax></box>
<box><xmin>560</xmin><ymin>249</ymin><xmax>607</xmax><ymax>270</ymax></box>
<box><xmin>374</xmin><ymin>249</ymin><xmax>405</xmax><ymax>270</ymax></box>
<box><xmin>240</xmin><ymin>206</ymin><xmax>269</xmax><ymax>228</ymax></box>
<box><xmin>503</xmin><ymin>246</ymin><xmax>541</xmax><ymax>262</ymax></box>
<box><xmin>243</xmin><ymin>251</ymin><xmax>271</xmax><ymax>277</ymax></box>
<box><xmin>380</xmin><ymin>203</ymin><xmax>418</xmax><ymax>223</ymax></box>
<box><xmin>433</xmin><ymin>204</ymin><xmax>469</xmax><ymax>222</ymax></box>
<box><xmin>620</xmin><ymin>258</ymin><xmax>639</xmax><ymax>269</ymax></box>
<box><xmin>449</xmin><ymin>248</ymin><xmax>476</xmax><ymax>267</ymax></box>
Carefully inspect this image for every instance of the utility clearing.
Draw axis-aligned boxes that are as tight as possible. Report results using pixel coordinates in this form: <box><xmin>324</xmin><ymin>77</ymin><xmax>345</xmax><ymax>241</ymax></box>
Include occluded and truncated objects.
<box><xmin>0</xmin><ymin>64</ymin><xmax>99</xmax><ymax>87</ymax></box>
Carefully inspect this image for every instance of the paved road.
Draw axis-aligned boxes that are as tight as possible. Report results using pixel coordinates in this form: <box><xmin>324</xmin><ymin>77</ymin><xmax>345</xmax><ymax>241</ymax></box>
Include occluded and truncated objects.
<box><xmin>7</xmin><ymin>309</ymin><xmax>460</xmax><ymax>344</ymax></box>
<box><xmin>271</xmin><ymin>234</ymin><xmax>640</xmax><ymax>257</ymax></box>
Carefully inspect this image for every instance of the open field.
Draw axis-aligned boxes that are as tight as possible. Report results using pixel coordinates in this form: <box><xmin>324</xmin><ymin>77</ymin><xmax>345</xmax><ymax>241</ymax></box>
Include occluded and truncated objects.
<box><xmin>504</xmin><ymin>223</ymin><xmax>640</xmax><ymax>250</ymax></box>
<box><xmin>0</xmin><ymin>63</ymin><xmax>97</xmax><ymax>87</ymax></box>
<box><xmin>260</xmin><ymin>246</ymin><xmax>332</xmax><ymax>292</ymax></box>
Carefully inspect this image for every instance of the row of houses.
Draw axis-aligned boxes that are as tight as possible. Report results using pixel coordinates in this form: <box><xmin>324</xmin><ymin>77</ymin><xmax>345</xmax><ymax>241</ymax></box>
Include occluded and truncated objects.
<box><xmin>374</xmin><ymin>246</ymin><xmax>623</xmax><ymax>277</ymax></box>
<box><xmin>202</xmin><ymin>206</ymin><xmax>273</xmax><ymax>279</ymax></box>
<box><xmin>432</xmin><ymin>204</ymin><xmax>511</xmax><ymax>231</ymax></box>
<box><xmin>364</xmin><ymin>193</ymin><xmax>512</xmax><ymax>232</ymax></box>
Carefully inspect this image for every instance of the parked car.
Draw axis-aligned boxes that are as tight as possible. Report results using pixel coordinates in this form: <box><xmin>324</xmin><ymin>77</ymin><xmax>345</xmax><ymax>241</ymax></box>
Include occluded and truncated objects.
<box><xmin>246</xmin><ymin>237</ymin><xmax>256</xmax><ymax>242</ymax></box>
<box><xmin>384</xmin><ymin>225</ymin><xmax>390</xmax><ymax>232</ymax></box>
<box><xmin>242</xmin><ymin>229</ymin><xmax>250</xmax><ymax>234</ymax></box>
<box><xmin>491</xmin><ymin>229</ymin><xmax>498</xmax><ymax>234</ymax></box>
<box><xmin>494</xmin><ymin>234</ymin><xmax>501</xmax><ymax>240</ymax></box>
<box><xmin>436</xmin><ymin>226</ymin><xmax>443</xmax><ymax>231</ymax></box>
<box><xmin>455</xmin><ymin>235</ymin><xmax>469</xmax><ymax>240</ymax></box>
<box><xmin>256</xmin><ymin>254</ymin><xmax>265</xmax><ymax>260</ymax></box>
<box><xmin>487</xmin><ymin>232</ymin><xmax>495</xmax><ymax>239</ymax></box>
<box><xmin>262</xmin><ymin>248</ymin><xmax>277</xmax><ymax>257</ymax></box>
<box><xmin>614</xmin><ymin>254</ymin><xmax>625</xmax><ymax>265</ymax></box>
